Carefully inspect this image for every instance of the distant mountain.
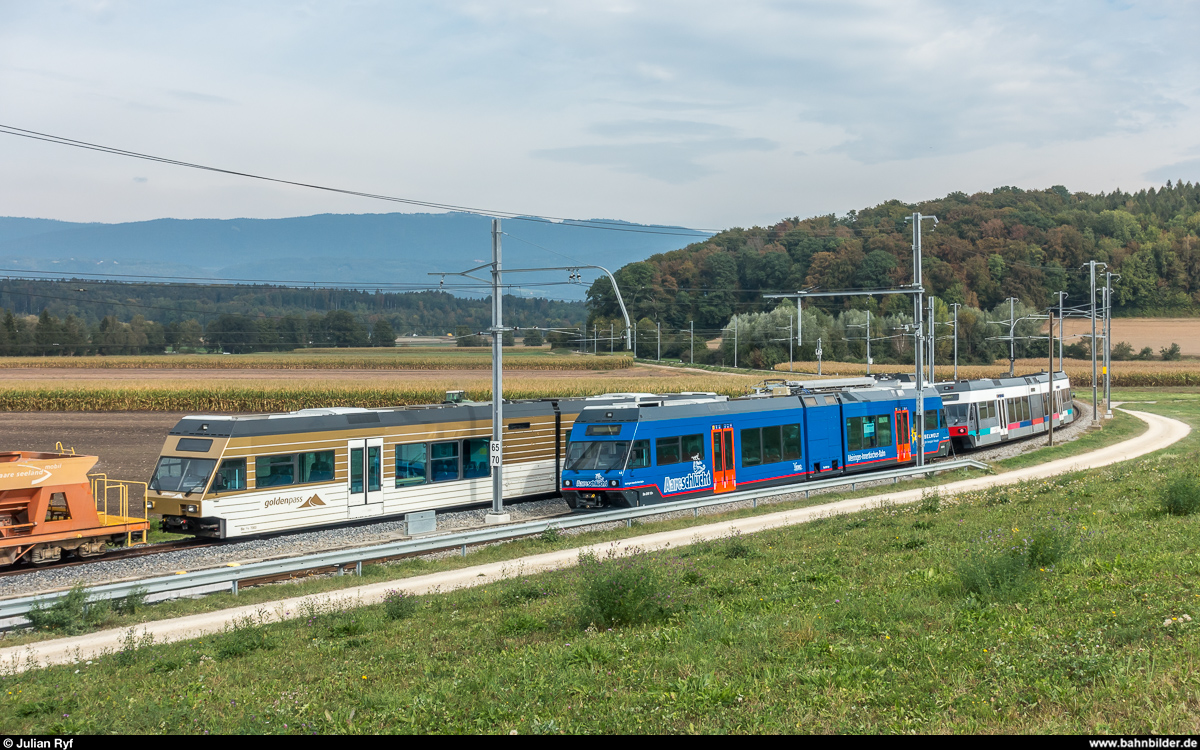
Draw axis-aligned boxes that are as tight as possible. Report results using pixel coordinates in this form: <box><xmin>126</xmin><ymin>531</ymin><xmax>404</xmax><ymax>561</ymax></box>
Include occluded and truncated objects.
<box><xmin>0</xmin><ymin>212</ymin><xmax>703</xmax><ymax>299</ymax></box>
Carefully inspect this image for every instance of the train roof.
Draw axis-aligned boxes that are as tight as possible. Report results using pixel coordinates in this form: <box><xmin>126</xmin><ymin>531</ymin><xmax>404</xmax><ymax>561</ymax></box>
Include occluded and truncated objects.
<box><xmin>932</xmin><ymin>371</ymin><xmax>1068</xmax><ymax>395</ymax></box>
<box><xmin>166</xmin><ymin>393</ymin><xmax>725</xmax><ymax>439</ymax></box>
<box><xmin>575</xmin><ymin>384</ymin><xmax>941</xmax><ymax>424</ymax></box>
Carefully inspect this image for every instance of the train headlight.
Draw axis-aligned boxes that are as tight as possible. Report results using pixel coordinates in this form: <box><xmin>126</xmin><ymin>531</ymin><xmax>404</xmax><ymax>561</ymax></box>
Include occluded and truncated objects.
<box><xmin>608</xmin><ymin>480</ymin><xmax>619</xmax><ymax>487</ymax></box>
<box><xmin>563</xmin><ymin>480</ymin><xmax>571</xmax><ymax>487</ymax></box>
<box><xmin>145</xmin><ymin>500</ymin><xmax>154</xmax><ymax>510</ymax></box>
<box><xmin>184</xmin><ymin>504</ymin><xmax>198</xmax><ymax>513</ymax></box>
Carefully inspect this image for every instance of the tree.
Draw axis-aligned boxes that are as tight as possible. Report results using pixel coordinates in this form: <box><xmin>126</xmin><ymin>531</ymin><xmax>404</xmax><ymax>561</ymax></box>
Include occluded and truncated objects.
<box><xmin>371</xmin><ymin>319</ymin><xmax>396</xmax><ymax>348</ymax></box>
<box><xmin>1161</xmin><ymin>342</ymin><xmax>1182</xmax><ymax>361</ymax></box>
<box><xmin>522</xmin><ymin>329</ymin><xmax>544</xmax><ymax>347</ymax></box>
<box><xmin>325</xmin><ymin>310</ymin><xmax>369</xmax><ymax>347</ymax></box>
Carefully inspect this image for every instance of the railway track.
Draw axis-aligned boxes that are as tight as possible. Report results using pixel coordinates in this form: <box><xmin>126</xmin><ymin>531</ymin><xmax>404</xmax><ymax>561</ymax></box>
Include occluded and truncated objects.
<box><xmin>0</xmin><ymin>538</ymin><xmax>222</xmax><ymax>579</ymax></box>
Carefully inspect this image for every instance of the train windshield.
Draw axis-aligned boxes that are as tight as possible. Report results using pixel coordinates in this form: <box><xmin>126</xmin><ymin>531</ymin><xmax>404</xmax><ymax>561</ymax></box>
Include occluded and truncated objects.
<box><xmin>150</xmin><ymin>457</ymin><xmax>217</xmax><ymax>494</ymax></box>
<box><xmin>944</xmin><ymin>404</ymin><xmax>970</xmax><ymax>424</ymax></box>
<box><xmin>565</xmin><ymin>441</ymin><xmax>630</xmax><ymax>472</ymax></box>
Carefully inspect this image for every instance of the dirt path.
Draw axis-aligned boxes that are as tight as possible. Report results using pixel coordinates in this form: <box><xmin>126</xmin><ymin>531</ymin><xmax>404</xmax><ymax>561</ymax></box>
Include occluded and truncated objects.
<box><xmin>0</xmin><ymin>407</ymin><xmax>1187</xmax><ymax>672</ymax></box>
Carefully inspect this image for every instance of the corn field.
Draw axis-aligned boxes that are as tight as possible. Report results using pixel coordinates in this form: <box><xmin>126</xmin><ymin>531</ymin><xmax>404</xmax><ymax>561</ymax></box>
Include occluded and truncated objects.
<box><xmin>0</xmin><ymin>350</ymin><xmax>634</xmax><ymax>372</ymax></box>
<box><xmin>0</xmin><ymin>375</ymin><xmax>757</xmax><ymax>412</ymax></box>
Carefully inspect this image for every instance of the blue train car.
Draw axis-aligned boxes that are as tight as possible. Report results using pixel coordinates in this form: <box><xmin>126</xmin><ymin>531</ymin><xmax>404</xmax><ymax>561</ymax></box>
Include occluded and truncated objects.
<box><xmin>561</xmin><ymin>385</ymin><xmax>948</xmax><ymax>509</ymax></box>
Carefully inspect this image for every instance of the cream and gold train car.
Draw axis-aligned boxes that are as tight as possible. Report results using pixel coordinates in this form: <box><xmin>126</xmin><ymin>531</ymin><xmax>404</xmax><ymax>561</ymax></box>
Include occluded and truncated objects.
<box><xmin>147</xmin><ymin>394</ymin><xmax>711</xmax><ymax>539</ymax></box>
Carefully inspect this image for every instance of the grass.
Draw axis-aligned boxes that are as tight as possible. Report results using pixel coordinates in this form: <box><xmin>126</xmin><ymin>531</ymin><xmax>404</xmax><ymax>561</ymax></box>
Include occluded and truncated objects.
<box><xmin>1</xmin><ymin>399</ymin><xmax>1196</xmax><ymax>732</ymax></box>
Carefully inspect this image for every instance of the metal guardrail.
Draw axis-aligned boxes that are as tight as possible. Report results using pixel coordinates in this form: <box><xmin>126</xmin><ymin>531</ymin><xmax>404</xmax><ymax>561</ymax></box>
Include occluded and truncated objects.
<box><xmin>0</xmin><ymin>458</ymin><xmax>988</xmax><ymax>621</ymax></box>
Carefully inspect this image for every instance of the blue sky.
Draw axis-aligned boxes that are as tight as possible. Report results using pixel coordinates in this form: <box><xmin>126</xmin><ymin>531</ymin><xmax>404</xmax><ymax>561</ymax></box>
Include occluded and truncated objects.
<box><xmin>1</xmin><ymin>1</ymin><xmax>1197</xmax><ymax>230</ymax></box>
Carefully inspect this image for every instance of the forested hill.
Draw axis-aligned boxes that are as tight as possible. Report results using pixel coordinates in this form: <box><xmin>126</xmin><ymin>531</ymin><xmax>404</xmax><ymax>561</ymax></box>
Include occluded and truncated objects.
<box><xmin>586</xmin><ymin>182</ymin><xmax>1200</xmax><ymax>330</ymax></box>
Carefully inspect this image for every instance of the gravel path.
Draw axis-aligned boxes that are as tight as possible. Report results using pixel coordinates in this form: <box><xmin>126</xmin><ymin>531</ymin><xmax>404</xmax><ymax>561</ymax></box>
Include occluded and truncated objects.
<box><xmin>0</xmin><ymin>402</ymin><xmax>1097</xmax><ymax>599</ymax></box>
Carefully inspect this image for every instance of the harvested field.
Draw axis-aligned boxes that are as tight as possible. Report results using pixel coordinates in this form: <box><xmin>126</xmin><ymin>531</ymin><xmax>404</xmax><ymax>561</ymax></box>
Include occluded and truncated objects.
<box><xmin>1051</xmin><ymin>317</ymin><xmax>1200</xmax><ymax>356</ymax></box>
<box><xmin>774</xmin><ymin>357</ymin><xmax>1200</xmax><ymax>386</ymax></box>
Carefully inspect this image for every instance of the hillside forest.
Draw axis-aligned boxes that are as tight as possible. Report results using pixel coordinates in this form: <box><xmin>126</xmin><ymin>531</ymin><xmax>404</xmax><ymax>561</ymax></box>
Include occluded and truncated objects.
<box><xmin>585</xmin><ymin>181</ymin><xmax>1200</xmax><ymax>368</ymax></box>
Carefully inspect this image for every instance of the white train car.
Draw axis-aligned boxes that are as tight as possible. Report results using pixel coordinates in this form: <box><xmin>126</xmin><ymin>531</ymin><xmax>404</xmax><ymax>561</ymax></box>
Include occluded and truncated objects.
<box><xmin>935</xmin><ymin>372</ymin><xmax>1074</xmax><ymax>450</ymax></box>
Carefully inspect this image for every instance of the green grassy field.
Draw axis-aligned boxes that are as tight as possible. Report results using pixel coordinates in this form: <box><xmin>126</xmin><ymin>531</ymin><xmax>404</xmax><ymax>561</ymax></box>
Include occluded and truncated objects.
<box><xmin>1</xmin><ymin>397</ymin><xmax>1195</xmax><ymax>733</ymax></box>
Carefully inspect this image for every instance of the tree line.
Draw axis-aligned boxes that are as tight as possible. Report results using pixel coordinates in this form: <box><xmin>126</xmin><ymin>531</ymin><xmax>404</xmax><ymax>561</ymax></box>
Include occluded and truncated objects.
<box><xmin>0</xmin><ymin>308</ymin><xmax>401</xmax><ymax>355</ymax></box>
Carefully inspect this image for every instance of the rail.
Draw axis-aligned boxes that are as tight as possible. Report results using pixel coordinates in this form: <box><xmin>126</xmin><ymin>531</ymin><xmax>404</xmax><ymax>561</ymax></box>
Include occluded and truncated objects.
<box><xmin>0</xmin><ymin>458</ymin><xmax>989</xmax><ymax>623</ymax></box>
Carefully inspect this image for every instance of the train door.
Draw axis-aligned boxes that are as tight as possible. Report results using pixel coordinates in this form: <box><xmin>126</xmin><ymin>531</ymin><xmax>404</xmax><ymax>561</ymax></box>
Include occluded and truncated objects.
<box><xmin>711</xmin><ymin>426</ymin><xmax>735</xmax><ymax>493</ymax></box>
<box><xmin>347</xmin><ymin>437</ymin><xmax>383</xmax><ymax>506</ymax></box>
<box><xmin>895</xmin><ymin>410</ymin><xmax>911</xmax><ymax>462</ymax></box>
<box><xmin>998</xmin><ymin>398</ymin><xmax>1010</xmax><ymax>439</ymax></box>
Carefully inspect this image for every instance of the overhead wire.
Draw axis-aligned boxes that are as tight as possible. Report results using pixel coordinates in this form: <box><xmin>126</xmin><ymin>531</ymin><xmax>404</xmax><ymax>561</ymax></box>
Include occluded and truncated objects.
<box><xmin>0</xmin><ymin>124</ymin><xmax>717</xmax><ymax>238</ymax></box>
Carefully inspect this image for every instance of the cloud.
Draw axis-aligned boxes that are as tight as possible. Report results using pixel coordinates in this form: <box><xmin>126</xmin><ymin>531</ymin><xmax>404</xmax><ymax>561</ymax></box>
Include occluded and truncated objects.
<box><xmin>132</xmin><ymin>176</ymin><xmax>147</xmax><ymax>183</ymax></box>
<box><xmin>534</xmin><ymin>136</ymin><xmax>777</xmax><ymax>183</ymax></box>
<box><xmin>167</xmin><ymin>89</ymin><xmax>236</xmax><ymax>105</ymax></box>
<box><xmin>1145</xmin><ymin>159</ymin><xmax>1200</xmax><ymax>185</ymax></box>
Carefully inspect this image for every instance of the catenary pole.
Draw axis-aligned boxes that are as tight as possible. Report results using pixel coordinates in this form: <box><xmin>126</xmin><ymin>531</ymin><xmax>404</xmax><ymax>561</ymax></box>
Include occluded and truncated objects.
<box><xmin>1104</xmin><ymin>272</ymin><xmax>1114</xmax><ymax>418</ymax></box>
<box><xmin>489</xmin><ymin>219</ymin><xmax>507</xmax><ymax>522</ymax></box>
<box><xmin>1090</xmin><ymin>261</ymin><xmax>1098</xmax><ymax>424</ymax></box>
<box><xmin>908</xmin><ymin>213</ymin><xmax>937</xmax><ymax>467</ymax></box>
<box><xmin>1048</xmin><ymin>304</ymin><xmax>1055</xmax><ymax>446</ymax></box>
<box><xmin>951</xmin><ymin>303</ymin><xmax>960</xmax><ymax>381</ymax></box>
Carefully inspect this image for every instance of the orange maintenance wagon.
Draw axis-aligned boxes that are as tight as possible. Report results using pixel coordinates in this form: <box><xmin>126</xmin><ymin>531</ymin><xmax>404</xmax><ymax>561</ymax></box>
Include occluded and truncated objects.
<box><xmin>0</xmin><ymin>451</ymin><xmax>149</xmax><ymax>566</ymax></box>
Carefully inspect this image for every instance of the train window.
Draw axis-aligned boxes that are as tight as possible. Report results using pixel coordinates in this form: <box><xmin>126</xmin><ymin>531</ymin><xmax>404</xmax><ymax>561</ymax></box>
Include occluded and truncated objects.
<box><xmin>430</xmin><ymin>441</ymin><xmax>460</xmax><ymax>483</ymax></box>
<box><xmin>762</xmin><ymin>426</ymin><xmax>783</xmax><ymax>464</ymax></box>
<box><xmin>782</xmin><ymin>424</ymin><xmax>801</xmax><ymax>461</ymax></box>
<box><xmin>256</xmin><ymin>455</ymin><xmax>296</xmax><ymax>488</ymax></box>
<box><xmin>741</xmin><ymin>428</ymin><xmax>762</xmax><ymax>467</ymax></box>
<box><xmin>368</xmin><ymin>446</ymin><xmax>382</xmax><ymax>492</ymax></box>
<box><xmin>682</xmin><ymin>434</ymin><xmax>705</xmax><ymax>461</ymax></box>
<box><xmin>300</xmin><ymin>451</ymin><xmax>336</xmax><ymax>483</ymax></box>
<box><xmin>463</xmin><ymin>438</ymin><xmax>491</xmax><ymax>479</ymax></box>
<box><xmin>567</xmin><ymin>441</ymin><xmax>630</xmax><ymax>471</ymax></box>
<box><xmin>151</xmin><ymin>456</ymin><xmax>216</xmax><ymax>494</ymax></box>
<box><xmin>176</xmin><ymin>438</ymin><xmax>213</xmax><ymax>452</ymax></box>
<box><xmin>395</xmin><ymin>444</ymin><xmax>427</xmax><ymax>487</ymax></box>
<box><xmin>875</xmin><ymin>415</ymin><xmax>892</xmax><ymax>447</ymax></box>
<box><xmin>924</xmin><ymin>410</ymin><xmax>938</xmax><ymax>429</ymax></box>
<box><xmin>628</xmin><ymin>440</ymin><xmax>651</xmax><ymax>470</ymax></box>
<box><xmin>846</xmin><ymin>418</ymin><xmax>863</xmax><ymax>452</ymax></box>
<box><xmin>212</xmin><ymin>458</ymin><xmax>246</xmax><ymax>492</ymax></box>
<box><xmin>656</xmin><ymin>437</ymin><xmax>682</xmax><ymax>466</ymax></box>
<box><xmin>586</xmin><ymin>425</ymin><xmax>622</xmax><ymax>436</ymax></box>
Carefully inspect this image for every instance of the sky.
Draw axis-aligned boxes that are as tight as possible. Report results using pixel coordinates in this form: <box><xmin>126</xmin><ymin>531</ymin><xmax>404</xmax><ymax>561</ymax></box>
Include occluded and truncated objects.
<box><xmin>1</xmin><ymin>0</ymin><xmax>1198</xmax><ymax>233</ymax></box>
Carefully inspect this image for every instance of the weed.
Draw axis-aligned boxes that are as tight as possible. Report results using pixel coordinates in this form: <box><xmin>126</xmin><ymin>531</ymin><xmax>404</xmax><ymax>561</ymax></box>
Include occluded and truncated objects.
<box><xmin>913</xmin><ymin>520</ymin><xmax>935</xmax><ymax>530</ymax></box>
<box><xmin>538</xmin><ymin>526</ymin><xmax>562</xmax><ymax>544</ymax></box>
<box><xmin>499</xmin><ymin>612</ymin><xmax>544</xmax><ymax>636</ymax></box>
<box><xmin>215</xmin><ymin>617</ymin><xmax>274</xmax><ymax>659</ymax></box>
<box><xmin>984</xmin><ymin>486</ymin><xmax>1010</xmax><ymax>507</ymax></box>
<box><xmin>114</xmin><ymin>586</ymin><xmax>149</xmax><ymax>616</ymax></box>
<box><xmin>114</xmin><ymin>627</ymin><xmax>154</xmax><ymax>668</ymax></box>
<box><xmin>25</xmin><ymin>586</ymin><xmax>110</xmax><ymax>634</ymax></box>
<box><xmin>1160</xmin><ymin>474</ymin><xmax>1200</xmax><ymax>516</ymax></box>
<box><xmin>498</xmin><ymin>579</ymin><xmax>550</xmax><ymax>607</ymax></box>
<box><xmin>574</xmin><ymin>548</ymin><xmax>679</xmax><ymax>628</ymax></box>
<box><xmin>383</xmin><ymin>589</ymin><xmax>417</xmax><ymax>621</ymax></box>
<box><xmin>919</xmin><ymin>488</ymin><xmax>942</xmax><ymax>514</ymax></box>
<box><xmin>566</xmin><ymin>642</ymin><xmax>612</xmax><ymax>668</ymax></box>
<box><xmin>720</xmin><ymin>530</ymin><xmax>754</xmax><ymax>559</ymax></box>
